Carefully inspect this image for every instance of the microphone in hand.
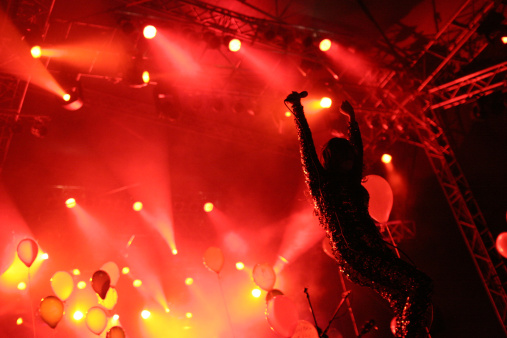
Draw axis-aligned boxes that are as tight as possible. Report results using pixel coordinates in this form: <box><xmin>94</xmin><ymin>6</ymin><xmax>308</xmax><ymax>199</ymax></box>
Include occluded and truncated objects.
<box><xmin>284</xmin><ymin>91</ymin><xmax>308</xmax><ymax>104</ymax></box>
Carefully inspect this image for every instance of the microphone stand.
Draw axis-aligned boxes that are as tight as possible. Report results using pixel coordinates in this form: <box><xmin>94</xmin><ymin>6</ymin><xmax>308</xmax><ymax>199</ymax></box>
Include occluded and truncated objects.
<box><xmin>321</xmin><ymin>290</ymin><xmax>352</xmax><ymax>337</ymax></box>
<box><xmin>304</xmin><ymin>288</ymin><xmax>326</xmax><ymax>337</ymax></box>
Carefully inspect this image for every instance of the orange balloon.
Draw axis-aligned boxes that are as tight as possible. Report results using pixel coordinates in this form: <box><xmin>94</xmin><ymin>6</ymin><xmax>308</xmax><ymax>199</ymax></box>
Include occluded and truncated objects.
<box><xmin>253</xmin><ymin>263</ymin><xmax>276</xmax><ymax>290</ymax></box>
<box><xmin>39</xmin><ymin>295</ymin><xmax>64</xmax><ymax>328</ymax></box>
<box><xmin>203</xmin><ymin>247</ymin><xmax>224</xmax><ymax>273</ymax></box>
<box><xmin>91</xmin><ymin>270</ymin><xmax>110</xmax><ymax>300</ymax></box>
<box><xmin>106</xmin><ymin>326</ymin><xmax>126</xmax><ymax>338</ymax></box>
<box><xmin>17</xmin><ymin>238</ymin><xmax>38</xmax><ymax>267</ymax></box>
<box><xmin>86</xmin><ymin>306</ymin><xmax>107</xmax><ymax>335</ymax></box>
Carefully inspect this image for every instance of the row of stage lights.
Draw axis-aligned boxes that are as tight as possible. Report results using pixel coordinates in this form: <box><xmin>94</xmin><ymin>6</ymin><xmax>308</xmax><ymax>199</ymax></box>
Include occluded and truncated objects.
<box><xmin>28</xmin><ymin>24</ymin><xmax>336</xmax><ymax>111</ymax></box>
<box><xmin>64</xmin><ymin>197</ymin><xmax>216</xmax><ymax>213</ymax></box>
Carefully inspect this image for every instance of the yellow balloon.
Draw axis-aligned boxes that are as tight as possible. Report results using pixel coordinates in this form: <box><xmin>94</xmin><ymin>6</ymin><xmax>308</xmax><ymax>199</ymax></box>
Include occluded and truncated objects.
<box><xmin>86</xmin><ymin>306</ymin><xmax>107</xmax><ymax>335</ymax></box>
<box><xmin>100</xmin><ymin>262</ymin><xmax>120</xmax><ymax>286</ymax></box>
<box><xmin>51</xmin><ymin>271</ymin><xmax>74</xmax><ymax>301</ymax></box>
<box><xmin>99</xmin><ymin>287</ymin><xmax>118</xmax><ymax>310</ymax></box>
<box><xmin>39</xmin><ymin>296</ymin><xmax>64</xmax><ymax>329</ymax></box>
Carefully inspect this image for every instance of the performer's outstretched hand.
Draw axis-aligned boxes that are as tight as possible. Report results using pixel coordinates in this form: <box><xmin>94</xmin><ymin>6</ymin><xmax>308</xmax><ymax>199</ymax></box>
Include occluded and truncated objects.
<box><xmin>340</xmin><ymin>100</ymin><xmax>355</xmax><ymax>121</ymax></box>
<box><xmin>284</xmin><ymin>91</ymin><xmax>303</xmax><ymax>108</ymax></box>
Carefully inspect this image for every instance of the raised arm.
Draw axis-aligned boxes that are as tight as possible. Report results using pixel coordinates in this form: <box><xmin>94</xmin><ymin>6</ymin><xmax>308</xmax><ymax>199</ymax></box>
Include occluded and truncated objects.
<box><xmin>285</xmin><ymin>92</ymin><xmax>325</xmax><ymax>196</ymax></box>
<box><xmin>340</xmin><ymin>101</ymin><xmax>364</xmax><ymax>181</ymax></box>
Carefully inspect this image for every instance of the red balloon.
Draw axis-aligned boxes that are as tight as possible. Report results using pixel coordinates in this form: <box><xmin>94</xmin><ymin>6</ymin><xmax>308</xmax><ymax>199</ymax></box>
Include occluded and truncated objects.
<box><xmin>17</xmin><ymin>238</ymin><xmax>38</xmax><ymax>267</ymax></box>
<box><xmin>91</xmin><ymin>270</ymin><xmax>110</xmax><ymax>300</ymax></box>
<box><xmin>362</xmin><ymin>175</ymin><xmax>393</xmax><ymax>223</ymax></box>
<box><xmin>203</xmin><ymin>247</ymin><xmax>224</xmax><ymax>273</ymax></box>
<box><xmin>496</xmin><ymin>232</ymin><xmax>507</xmax><ymax>259</ymax></box>
<box><xmin>39</xmin><ymin>295</ymin><xmax>64</xmax><ymax>328</ymax></box>
<box><xmin>266</xmin><ymin>295</ymin><xmax>299</xmax><ymax>337</ymax></box>
<box><xmin>253</xmin><ymin>263</ymin><xmax>276</xmax><ymax>291</ymax></box>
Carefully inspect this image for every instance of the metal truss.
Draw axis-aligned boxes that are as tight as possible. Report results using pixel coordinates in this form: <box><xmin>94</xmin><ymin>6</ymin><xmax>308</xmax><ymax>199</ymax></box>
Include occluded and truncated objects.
<box><xmin>429</xmin><ymin>60</ymin><xmax>507</xmax><ymax>110</ymax></box>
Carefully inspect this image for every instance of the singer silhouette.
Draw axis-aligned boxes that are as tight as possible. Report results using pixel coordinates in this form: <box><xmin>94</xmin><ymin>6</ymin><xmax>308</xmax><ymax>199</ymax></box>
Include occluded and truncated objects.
<box><xmin>285</xmin><ymin>92</ymin><xmax>432</xmax><ymax>338</ymax></box>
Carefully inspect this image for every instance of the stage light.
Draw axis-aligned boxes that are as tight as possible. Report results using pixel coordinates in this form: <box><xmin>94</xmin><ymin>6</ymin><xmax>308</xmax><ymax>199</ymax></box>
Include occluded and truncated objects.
<box><xmin>17</xmin><ymin>282</ymin><xmax>27</xmax><ymax>290</ymax></box>
<box><xmin>320</xmin><ymin>97</ymin><xmax>332</xmax><ymax>108</ymax></box>
<box><xmin>251</xmin><ymin>288</ymin><xmax>261</xmax><ymax>298</ymax></box>
<box><xmin>133</xmin><ymin>201</ymin><xmax>143</xmax><ymax>211</ymax></box>
<box><xmin>16</xmin><ymin>318</ymin><xmax>23</xmax><ymax>325</ymax></box>
<box><xmin>122</xmin><ymin>267</ymin><xmax>130</xmax><ymax>274</ymax></box>
<box><xmin>143</xmin><ymin>25</ymin><xmax>157</xmax><ymax>39</ymax></box>
<box><xmin>502</xmin><ymin>36</ymin><xmax>507</xmax><ymax>44</ymax></box>
<box><xmin>73</xmin><ymin>311</ymin><xmax>84</xmax><ymax>321</ymax></box>
<box><xmin>165</xmin><ymin>308</ymin><xmax>170</xmax><ymax>313</ymax></box>
<box><xmin>77</xmin><ymin>281</ymin><xmax>86</xmax><ymax>289</ymax></box>
<box><xmin>142</xmin><ymin>71</ymin><xmax>150</xmax><ymax>84</ymax></box>
<box><xmin>172</xmin><ymin>249</ymin><xmax>178</xmax><ymax>255</ymax></box>
<box><xmin>65</xmin><ymin>198</ymin><xmax>76</xmax><ymax>208</ymax></box>
<box><xmin>141</xmin><ymin>310</ymin><xmax>151</xmax><ymax>319</ymax></box>
<box><xmin>61</xmin><ymin>86</ymin><xmax>83</xmax><ymax>111</ymax></box>
<box><xmin>236</xmin><ymin>262</ymin><xmax>245</xmax><ymax>270</ymax></box>
<box><xmin>185</xmin><ymin>277</ymin><xmax>193</xmax><ymax>285</ymax></box>
<box><xmin>285</xmin><ymin>111</ymin><xmax>291</xmax><ymax>117</ymax></box>
<box><xmin>125</xmin><ymin>57</ymin><xmax>150</xmax><ymax>88</ymax></box>
<box><xmin>31</xmin><ymin>45</ymin><xmax>42</xmax><ymax>58</ymax></box>
<box><xmin>229</xmin><ymin>38</ymin><xmax>241</xmax><ymax>52</ymax></box>
<box><xmin>203</xmin><ymin>202</ymin><xmax>214</xmax><ymax>212</ymax></box>
<box><xmin>185</xmin><ymin>312</ymin><xmax>193</xmax><ymax>319</ymax></box>
<box><xmin>73</xmin><ymin>269</ymin><xmax>80</xmax><ymax>275</ymax></box>
<box><xmin>112</xmin><ymin>314</ymin><xmax>120</xmax><ymax>321</ymax></box>
<box><xmin>41</xmin><ymin>253</ymin><xmax>49</xmax><ymax>260</ymax></box>
<box><xmin>319</xmin><ymin>39</ymin><xmax>332</xmax><ymax>52</ymax></box>
<box><xmin>133</xmin><ymin>279</ymin><xmax>142</xmax><ymax>287</ymax></box>
<box><xmin>382</xmin><ymin>154</ymin><xmax>392</xmax><ymax>164</ymax></box>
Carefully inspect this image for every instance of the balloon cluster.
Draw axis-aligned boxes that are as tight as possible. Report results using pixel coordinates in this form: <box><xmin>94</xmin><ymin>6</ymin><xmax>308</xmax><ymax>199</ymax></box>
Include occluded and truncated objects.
<box><xmin>16</xmin><ymin>240</ymin><xmax>125</xmax><ymax>336</ymax></box>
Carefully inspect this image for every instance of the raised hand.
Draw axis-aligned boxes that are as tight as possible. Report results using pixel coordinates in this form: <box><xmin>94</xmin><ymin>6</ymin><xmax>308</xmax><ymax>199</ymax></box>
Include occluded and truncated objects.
<box><xmin>340</xmin><ymin>100</ymin><xmax>355</xmax><ymax>120</ymax></box>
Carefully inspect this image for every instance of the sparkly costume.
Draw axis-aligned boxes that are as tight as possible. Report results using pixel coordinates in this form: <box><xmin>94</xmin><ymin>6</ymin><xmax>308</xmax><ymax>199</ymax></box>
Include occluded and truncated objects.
<box><xmin>291</xmin><ymin>103</ymin><xmax>432</xmax><ymax>337</ymax></box>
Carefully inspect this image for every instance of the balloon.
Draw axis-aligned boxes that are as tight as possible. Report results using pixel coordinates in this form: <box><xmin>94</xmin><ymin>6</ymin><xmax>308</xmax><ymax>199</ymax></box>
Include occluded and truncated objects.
<box><xmin>99</xmin><ymin>287</ymin><xmax>118</xmax><ymax>310</ymax></box>
<box><xmin>253</xmin><ymin>263</ymin><xmax>276</xmax><ymax>290</ymax></box>
<box><xmin>292</xmin><ymin>320</ymin><xmax>319</xmax><ymax>338</ymax></box>
<box><xmin>266</xmin><ymin>295</ymin><xmax>299</xmax><ymax>337</ymax></box>
<box><xmin>362</xmin><ymin>175</ymin><xmax>393</xmax><ymax>223</ymax></box>
<box><xmin>390</xmin><ymin>316</ymin><xmax>398</xmax><ymax>335</ymax></box>
<box><xmin>266</xmin><ymin>289</ymin><xmax>284</xmax><ymax>303</ymax></box>
<box><xmin>51</xmin><ymin>271</ymin><xmax>74</xmax><ymax>301</ymax></box>
<box><xmin>39</xmin><ymin>295</ymin><xmax>64</xmax><ymax>329</ymax></box>
<box><xmin>86</xmin><ymin>306</ymin><xmax>107</xmax><ymax>335</ymax></box>
<box><xmin>17</xmin><ymin>238</ymin><xmax>38</xmax><ymax>267</ymax></box>
<box><xmin>496</xmin><ymin>232</ymin><xmax>507</xmax><ymax>258</ymax></box>
<box><xmin>91</xmin><ymin>270</ymin><xmax>110</xmax><ymax>300</ymax></box>
<box><xmin>322</xmin><ymin>237</ymin><xmax>335</xmax><ymax>260</ymax></box>
<box><xmin>100</xmin><ymin>262</ymin><xmax>120</xmax><ymax>286</ymax></box>
<box><xmin>203</xmin><ymin>247</ymin><xmax>224</xmax><ymax>273</ymax></box>
<box><xmin>106</xmin><ymin>326</ymin><xmax>126</xmax><ymax>338</ymax></box>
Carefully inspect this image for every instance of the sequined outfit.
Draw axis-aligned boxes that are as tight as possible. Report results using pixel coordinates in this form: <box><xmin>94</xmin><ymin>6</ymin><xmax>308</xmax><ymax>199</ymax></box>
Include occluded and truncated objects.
<box><xmin>292</xmin><ymin>104</ymin><xmax>432</xmax><ymax>337</ymax></box>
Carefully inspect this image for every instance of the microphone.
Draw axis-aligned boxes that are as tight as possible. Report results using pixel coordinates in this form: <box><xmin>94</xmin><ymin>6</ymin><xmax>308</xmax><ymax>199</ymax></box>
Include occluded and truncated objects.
<box><xmin>284</xmin><ymin>91</ymin><xmax>308</xmax><ymax>103</ymax></box>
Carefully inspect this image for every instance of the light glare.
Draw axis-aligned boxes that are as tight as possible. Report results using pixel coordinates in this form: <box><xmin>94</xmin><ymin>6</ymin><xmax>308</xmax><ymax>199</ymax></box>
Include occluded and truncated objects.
<box><xmin>17</xmin><ymin>282</ymin><xmax>27</xmax><ymax>290</ymax></box>
<box><xmin>143</xmin><ymin>25</ymin><xmax>157</xmax><ymax>39</ymax></box>
<box><xmin>62</xmin><ymin>94</ymin><xmax>71</xmax><ymax>102</ymax></box>
<box><xmin>65</xmin><ymin>198</ymin><xmax>76</xmax><ymax>208</ymax></box>
<box><xmin>502</xmin><ymin>36</ymin><xmax>507</xmax><ymax>44</ymax></box>
<box><xmin>252</xmin><ymin>288</ymin><xmax>262</xmax><ymax>298</ymax></box>
<box><xmin>31</xmin><ymin>46</ymin><xmax>42</xmax><ymax>58</ymax></box>
<box><xmin>16</xmin><ymin>318</ymin><xmax>23</xmax><ymax>325</ymax></box>
<box><xmin>141</xmin><ymin>310</ymin><xmax>151</xmax><ymax>319</ymax></box>
<box><xmin>235</xmin><ymin>262</ymin><xmax>245</xmax><ymax>270</ymax></box>
<box><xmin>172</xmin><ymin>249</ymin><xmax>178</xmax><ymax>255</ymax></box>
<box><xmin>229</xmin><ymin>38</ymin><xmax>241</xmax><ymax>52</ymax></box>
<box><xmin>204</xmin><ymin>202</ymin><xmax>214</xmax><ymax>212</ymax></box>
<box><xmin>133</xmin><ymin>201</ymin><xmax>143</xmax><ymax>211</ymax></box>
<box><xmin>73</xmin><ymin>311</ymin><xmax>84</xmax><ymax>320</ymax></box>
<box><xmin>133</xmin><ymin>279</ymin><xmax>142</xmax><ymax>287</ymax></box>
<box><xmin>122</xmin><ymin>267</ymin><xmax>130</xmax><ymax>274</ymax></box>
<box><xmin>41</xmin><ymin>253</ymin><xmax>49</xmax><ymax>260</ymax></box>
<box><xmin>320</xmin><ymin>97</ymin><xmax>332</xmax><ymax>108</ymax></box>
<box><xmin>381</xmin><ymin>154</ymin><xmax>392</xmax><ymax>163</ymax></box>
<box><xmin>142</xmin><ymin>71</ymin><xmax>150</xmax><ymax>84</ymax></box>
<box><xmin>319</xmin><ymin>39</ymin><xmax>332</xmax><ymax>52</ymax></box>
<box><xmin>185</xmin><ymin>277</ymin><xmax>194</xmax><ymax>285</ymax></box>
<box><xmin>77</xmin><ymin>281</ymin><xmax>86</xmax><ymax>289</ymax></box>
<box><xmin>73</xmin><ymin>269</ymin><xmax>80</xmax><ymax>275</ymax></box>
<box><xmin>186</xmin><ymin>312</ymin><xmax>193</xmax><ymax>318</ymax></box>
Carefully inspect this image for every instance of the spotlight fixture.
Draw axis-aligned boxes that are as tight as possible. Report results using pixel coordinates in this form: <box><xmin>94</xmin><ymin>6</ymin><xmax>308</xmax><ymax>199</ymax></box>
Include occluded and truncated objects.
<box><xmin>228</xmin><ymin>38</ymin><xmax>241</xmax><ymax>52</ymax></box>
<box><xmin>143</xmin><ymin>25</ymin><xmax>157</xmax><ymax>39</ymax></box>
<box><xmin>124</xmin><ymin>57</ymin><xmax>150</xmax><ymax>88</ymax></box>
<box><xmin>319</xmin><ymin>38</ymin><xmax>332</xmax><ymax>52</ymax></box>
<box><xmin>30</xmin><ymin>117</ymin><xmax>48</xmax><ymax>138</ymax></box>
